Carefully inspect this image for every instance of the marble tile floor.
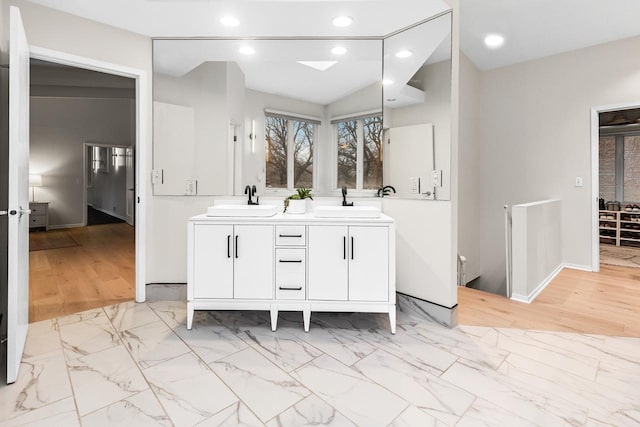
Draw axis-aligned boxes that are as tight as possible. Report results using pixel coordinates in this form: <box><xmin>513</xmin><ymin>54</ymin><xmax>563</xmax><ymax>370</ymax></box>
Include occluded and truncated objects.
<box><xmin>1</xmin><ymin>299</ymin><xmax>639</xmax><ymax>426</ymax></box>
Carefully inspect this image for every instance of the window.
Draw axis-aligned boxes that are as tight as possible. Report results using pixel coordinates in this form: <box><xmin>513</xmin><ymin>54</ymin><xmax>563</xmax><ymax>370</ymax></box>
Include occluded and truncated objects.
<box><xmin>335</xmin><ymin>114</ymin><xmax>383</xmax><ymax>190</ymax></box>
<box><xmin>265</xmin><ymin>114</ymin><xmax>315</xmax><ymax>189</ymax></box>
<box><xmin>599</xmin><ymin>134</ymin><xmax>640</xmax><ymax>202</ymax></box>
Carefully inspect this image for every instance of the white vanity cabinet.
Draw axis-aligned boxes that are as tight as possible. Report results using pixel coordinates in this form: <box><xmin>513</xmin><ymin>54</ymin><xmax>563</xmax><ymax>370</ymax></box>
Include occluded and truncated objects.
<box><xmin>188</xmin><ymin>223</ymin><xmax>274</xmax><ymax>327</ymax></box>
<box><xmin>308</xmin><ymin>225</ymin><xmax>389</xmax><ymax>302</ymax></box>
<box><xmin>188</xmin><ymin>213</ymin><xmax>396</xmax><ymax>333</ymax></box>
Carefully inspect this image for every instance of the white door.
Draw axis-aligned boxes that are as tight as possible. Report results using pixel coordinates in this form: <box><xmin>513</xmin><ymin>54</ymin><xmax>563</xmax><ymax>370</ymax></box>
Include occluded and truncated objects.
<box><xmin>125</xmin><ymin>146</ymin><xmax>134</xmax><ymax>226</ymax></box>
<box><xmin>233</xmin><ymin>225</ymin><xmax>273</xmax><ymax>299</ymax></box>
<box><xmin>193</xmin><ymin>224</ymin><xmax>234</xmax><ymax>299</ymax></box>
<box><xmin>6</xmin><ymin>6</ymin><xmax>30</xmax><ymax>384</ymax></box>
<box><xmin>308</xmin><ymin>226</ymin><xmax>348</xmax><ymax>301</ymax></box>
<box><xmin>348</xmin><ymin>226</ymin><xmax>389</xmax><ymax>302</ymax></box>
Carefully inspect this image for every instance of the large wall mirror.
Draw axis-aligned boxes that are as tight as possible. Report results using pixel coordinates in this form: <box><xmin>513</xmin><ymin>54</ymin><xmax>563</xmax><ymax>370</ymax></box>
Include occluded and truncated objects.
<box><xmin>152</xmin><ymin>11</ymin><xmax>452</xmax><ymax>199</ymax></box>
<box><xmin>153</xmin><ymin>38</ymin><xmax>383</xmax><ymax>196</ymax></box>
<box><xmin>383</xmin><ymin>12</ymin><xmax>452</xmax><ymax>200</ymax></box>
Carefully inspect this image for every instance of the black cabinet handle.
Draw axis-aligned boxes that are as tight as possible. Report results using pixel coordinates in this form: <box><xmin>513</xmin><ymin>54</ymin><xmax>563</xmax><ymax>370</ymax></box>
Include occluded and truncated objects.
<box><xmin>279</xmin><ymin>234</ymin><xmax>302</xmax><ymax>238</ymax></box>
<box><xmin>227</xmin><ymin>235</ymin><xmax>231</xmax><ymax>258</ymax></box>
<box><xmin>279</xmin><ymin>286</ymin><xmax>303</xmax><ymax>291</ymax></box>
<box><xmin>343</xmin><ymin>236</ymin><xmax>346</xmax><ymax>260</ymax></box>
<box><xmin>278</xmin><ymin>259</ymin><xmax>302</xmax><ymax>263</ymax></box>
<box><xmin>351</xmin><ymin>236</ymin><xmax>354</xmax><ymax>260</ymax></box>
<box><xmin>235</xmin><ymin>235</ymin><xmax>239</xmax><ymax>258</ymax></box>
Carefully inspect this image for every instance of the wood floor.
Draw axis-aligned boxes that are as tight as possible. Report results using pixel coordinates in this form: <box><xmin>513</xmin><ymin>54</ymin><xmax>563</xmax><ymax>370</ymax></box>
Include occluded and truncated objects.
<box><xmin>29</xmin><ymin>223</ymin><xmax>135</xmax><ymax>323</ymax></box>
<box><xmin>458</xmin><ymin>264</ymin><xmax>640</xmax><ymax>337</ymax></box>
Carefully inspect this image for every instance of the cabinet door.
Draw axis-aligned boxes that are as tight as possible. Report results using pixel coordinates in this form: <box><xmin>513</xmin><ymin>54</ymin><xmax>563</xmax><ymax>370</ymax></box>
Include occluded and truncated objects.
<box><xmin>308</xmin><ymin>226</ymin><xmax>348</xmax><ymax>301</ymax></box>
<box><xmin>194</xmin><ymin>224</ymin><xmax>234</xmax><ymax>298</ymax></box>
<box><xmin>233</xmin><ymin>225</ymin><xmax>274</xmax><ymax>299</ymax></box>
<box><xmin>349</xmin><ymin>226</ymin><xmax>389</xmax><ymax>302</ymax></box>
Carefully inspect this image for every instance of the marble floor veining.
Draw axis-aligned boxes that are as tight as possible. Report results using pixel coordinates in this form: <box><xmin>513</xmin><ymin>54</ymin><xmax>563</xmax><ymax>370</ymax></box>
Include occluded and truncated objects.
<box><xmin>1</xmin><ymin>300</ymin><xmax>639</xmax><ymax>426</ymax></box>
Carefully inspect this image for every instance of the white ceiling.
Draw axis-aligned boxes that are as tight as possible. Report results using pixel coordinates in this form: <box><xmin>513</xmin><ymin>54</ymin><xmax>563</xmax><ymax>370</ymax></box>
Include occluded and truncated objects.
<box><xmin>24</xmin><ymin>0</ymin><xmax>640</xmax><ymax>71</ymax></box>
<box><xmin>24</xmin><ymin>0</ymin><xmax>450</xmax><ymax>38</ymax></box>
<box><xmin>460</xmin><ymin>0</ymin><xmax>640</xmax><ymax>70</ymax></box>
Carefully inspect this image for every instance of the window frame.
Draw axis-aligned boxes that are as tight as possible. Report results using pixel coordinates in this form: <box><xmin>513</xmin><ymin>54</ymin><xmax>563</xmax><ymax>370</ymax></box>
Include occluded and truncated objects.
<box><xmin>264</xmin><ymin>112</ymin><xmax>318</xmax><ymax>193</ymax></box>
<box><xmin>599</xmin><ymin>130</ymin><xmax>640</xmax><ymax>202</ymax></box>
<box><xmin>332</xmin><ymin>112</ymin><xmax>383</xmax><ymax>195</ymax></box>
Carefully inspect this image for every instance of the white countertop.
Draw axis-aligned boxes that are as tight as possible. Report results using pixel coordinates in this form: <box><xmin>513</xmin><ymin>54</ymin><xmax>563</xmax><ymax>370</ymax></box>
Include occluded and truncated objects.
<box><xmin>190</xmin><ymin>211</ymin><xmax>395</xmax><ymax>224</ymax></box>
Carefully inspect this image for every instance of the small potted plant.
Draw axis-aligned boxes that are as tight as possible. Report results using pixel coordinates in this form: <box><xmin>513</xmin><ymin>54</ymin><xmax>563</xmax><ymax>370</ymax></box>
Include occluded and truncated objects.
<box><xmin>284</xmin><ymin>187</ymin><xmax>313</xmax><ymax>214</ymax></box>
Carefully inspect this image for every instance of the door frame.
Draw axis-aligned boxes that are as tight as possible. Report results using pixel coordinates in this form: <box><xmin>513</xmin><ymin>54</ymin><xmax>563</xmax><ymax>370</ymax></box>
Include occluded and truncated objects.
<box><xmin>30</xmin><ymin>46</ymin><xmax>148</xmax><ymax>302</ymax></box>
<box><xmin>83</xmin><ymin>142</ymin><xmax>131</xmax><ymax>226</ymax></box>
<box><xmin>590</xmin><ymin>101</ymin><xmax>640</xmax><ymax>273</ymax></box>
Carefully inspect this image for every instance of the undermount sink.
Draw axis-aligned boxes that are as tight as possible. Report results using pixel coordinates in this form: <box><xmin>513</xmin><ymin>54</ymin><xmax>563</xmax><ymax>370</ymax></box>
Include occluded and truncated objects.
<box><xmin>206</xmin><ymin>204</ymin><xmax>279</xmax><ymax>217</ymax></box>
<box><xmin>313</xmin><ymin>206</ymin><xmax>381</xmax><ymax>218</ymax></box>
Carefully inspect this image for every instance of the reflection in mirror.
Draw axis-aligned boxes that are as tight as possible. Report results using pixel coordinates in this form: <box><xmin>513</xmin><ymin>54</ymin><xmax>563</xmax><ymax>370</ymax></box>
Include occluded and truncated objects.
<box><xmin>383</xmin><ymin>12</ymin><xmax>452</xmax><ymax>200</ymax></box>
<box><xmin>152</xmin><ymin>39</ymin><xmax>382</xmax><ymax>196</ymax></box>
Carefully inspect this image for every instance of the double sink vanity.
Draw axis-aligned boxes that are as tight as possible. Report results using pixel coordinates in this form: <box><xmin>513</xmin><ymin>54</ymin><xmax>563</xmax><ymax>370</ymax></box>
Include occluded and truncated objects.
<box><xmin>187</xmin><ymin>202</ymin><xmax>396</xmax><ymax>333</ymax></box>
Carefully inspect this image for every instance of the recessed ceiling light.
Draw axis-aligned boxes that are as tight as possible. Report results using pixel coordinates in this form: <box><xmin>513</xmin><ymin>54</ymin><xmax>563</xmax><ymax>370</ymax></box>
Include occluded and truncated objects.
<box><xmin>220</xmin><ymin>16</ymin><xmax>240</xmax><ymax>27</ymax></box>
<box><xmin>382</xmin><ymin>79</ymin><xmax>394</xmax><ymax>86</ymax></box>
<box><xmin>239</xmin><ymin>46</ymin><xmax>255</xmax><ymax>55</ymax></box>
<box><xmin>331</xmin><ymin>46</ymin><xmax>348</xmax><ymax>55</ymax></box>
<box><xmin>484</xmin><ymin>34</ymin><xmax>505</xmax><ymax>49</ymax></box>
<box><xmin>332</xmin><ymin>16</ymin><xmax>353</xmax><ymax>27</ymax></box>
<box><xmin>395</xmin><ymin>50</ymin><xmax>413</xmax><ymax>58</ymax></box>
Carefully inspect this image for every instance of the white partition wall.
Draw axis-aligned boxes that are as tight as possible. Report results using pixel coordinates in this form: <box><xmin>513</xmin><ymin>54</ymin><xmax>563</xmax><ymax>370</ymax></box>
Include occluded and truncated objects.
<box><xmin>511</xmin><ymin>199</ymin><xmax>563</xmax><ymax>303</ymax></box>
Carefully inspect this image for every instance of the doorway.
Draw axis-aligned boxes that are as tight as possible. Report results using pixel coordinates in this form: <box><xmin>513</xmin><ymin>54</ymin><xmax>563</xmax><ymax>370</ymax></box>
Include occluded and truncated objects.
<box><xmin>29</xmin><ymin>60</ymin><xmax>138</xmax><ymax>321</ymax></box>
<box><xmin>591</xmin><ymin>103</ymin><xmax>640</xmax><ymax>271</ymax></box>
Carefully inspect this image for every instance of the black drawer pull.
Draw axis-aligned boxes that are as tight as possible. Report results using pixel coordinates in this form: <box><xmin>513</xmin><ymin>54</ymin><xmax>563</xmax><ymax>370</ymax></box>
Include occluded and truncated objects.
<box><xmin>279</xmin><ymin>234</ymin><xmax>302</xmax><ymax>238</ymax></box>
<box><xmin>279</xmin><ymin>286</ymin><xmax>302</xmax><ymax>291</ymax></box>
<box><xmin>279</xmin><ymin>259</ymin><xmax>302</xmax><ymax>263</ymax></box>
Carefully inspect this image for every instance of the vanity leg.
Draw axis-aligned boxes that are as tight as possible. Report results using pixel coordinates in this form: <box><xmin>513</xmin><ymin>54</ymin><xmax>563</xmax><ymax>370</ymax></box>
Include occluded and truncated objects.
<box><xmin>270</xmin><ymin>306</ymin><xmax>278</xmax><ymax>332</ymax></box>
<box><xmin>303</xmin><ymin>307</ymin><xmax>311</xmax><ymax>332</ymax></box>
<box><xmin>389</xmin><ymin>307</ymin><xmax>396</xmax><ymax>334</ymax></box>
<box><xmin>187</xmin><ymin>302</ymin><xmax>194</xmax><ymax>330</ymax></box>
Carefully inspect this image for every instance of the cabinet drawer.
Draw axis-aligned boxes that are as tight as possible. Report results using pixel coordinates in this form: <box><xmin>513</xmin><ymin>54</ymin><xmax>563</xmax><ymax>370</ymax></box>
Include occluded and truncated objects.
<box><xmin>275</xmin><ymin>248</ymin><xmax>306</xmax><ymax>300</ymax></box>
<box><xmin>275</xmin><ymin>225</ymin><xmax>306</xmax><ymax>246</ymax></box>
<box><xmin>30</xmin><ymin>215</ymin><xmax>46</xmax><ymax>227</ymax></box>
<box><xmin>30</xmin><ymin>204</ymin><xmax>47</xmax><ymax>216</ymax></box>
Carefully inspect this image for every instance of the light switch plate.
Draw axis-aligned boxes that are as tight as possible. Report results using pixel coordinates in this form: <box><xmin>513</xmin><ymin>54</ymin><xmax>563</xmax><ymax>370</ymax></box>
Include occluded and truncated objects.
<box><xmin>575</xmin><ymin>176</ymin><xmax>583</xmax><ymax>187</ymax></box>
<box><xmin>408</xmin><ymin>177</ymin><xmax>420</xmax><ymax>194</ymax></box>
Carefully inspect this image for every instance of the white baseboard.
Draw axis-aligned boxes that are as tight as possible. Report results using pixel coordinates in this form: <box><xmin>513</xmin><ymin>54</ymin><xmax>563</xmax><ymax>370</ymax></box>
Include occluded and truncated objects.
<box><xmin>562</xmin><ymin>262</ymin><xmax>593</xmax><ymax>272</ymax></box>
<box><xmin>48</xmin><ymin>222</ymin><xmax>84</xmax><ymax>230</ymax></box>
<box><xmin>510</xmin><ymin>263</ymin><xmax>564</xmax><ymax>304</ymax></box>
<box><xmin>92</xmin><ymin>206</ymin><xmax>127</xmax><ymax>221</ymax></box>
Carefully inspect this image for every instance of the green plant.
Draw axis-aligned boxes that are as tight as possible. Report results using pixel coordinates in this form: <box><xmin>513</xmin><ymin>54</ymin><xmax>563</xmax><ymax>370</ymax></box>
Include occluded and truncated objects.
<box><xmin>284</xmin><ymin>187</ymin><xmax>313</xmax><ymax>212</ymax></box>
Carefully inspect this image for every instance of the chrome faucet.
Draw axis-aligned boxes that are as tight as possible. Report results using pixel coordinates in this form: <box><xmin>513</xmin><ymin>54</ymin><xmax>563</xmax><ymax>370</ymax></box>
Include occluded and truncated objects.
<box><xmin>341</xmin><ymin>186</ymin><xmax>353</xmax><ymax>206</ymax></box>
<box><xmin>245</xmin><ymin>185</ymin><xmax>259</xmax><ymax>205</ymax></box>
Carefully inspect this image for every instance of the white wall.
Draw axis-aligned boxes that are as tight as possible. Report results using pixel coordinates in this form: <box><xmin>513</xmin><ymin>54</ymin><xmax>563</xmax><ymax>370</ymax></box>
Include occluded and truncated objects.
<box><xmin>30</xmin><ymin>97</ymin><xmax>134</xmax><ymax>227</ymax></box>
<box><xmin>382</xmin><ymin>199</ymin><xmax>456</xmax><ymax>307</ymax></box>
<box><xmin>154</xmin><ymin>62</ymin><xmax>242</xmax><ymax>196</ymax></box>
<box><xmin>385</xmin><ymin>60</ymin><xmax>452</xmax><ymax>200</ymax></box>
<box><xmin>471</xmin><ymin>35</ymin><xmax>640</xmax><ymax>294</ymax></box>
<box><xmin>457</xmin><ymin>52</ymin><xmax>481</xmax><ymax>282</ymax></box>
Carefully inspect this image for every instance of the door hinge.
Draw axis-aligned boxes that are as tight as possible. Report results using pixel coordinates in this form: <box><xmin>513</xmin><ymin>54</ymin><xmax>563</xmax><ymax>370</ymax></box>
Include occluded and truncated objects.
<box><xmin>233</xmin><ymin>136</ymin><xmax>237</xmax><ymax>142</ymax></box>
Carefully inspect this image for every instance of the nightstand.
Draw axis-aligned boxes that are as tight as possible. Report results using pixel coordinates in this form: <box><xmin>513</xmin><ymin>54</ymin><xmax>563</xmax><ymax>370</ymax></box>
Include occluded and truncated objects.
<box><xmin>29</xmin><ymin>202</ymin><xmax>49</xmax><ymax>231</ymax></box>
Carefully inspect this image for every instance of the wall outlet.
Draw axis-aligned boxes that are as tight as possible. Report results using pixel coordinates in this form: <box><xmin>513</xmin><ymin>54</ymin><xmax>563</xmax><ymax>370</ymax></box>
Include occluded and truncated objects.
<box><xmin>408</xmin><ymin>177</ymin><xmax>420</xmax><ymax>194</ymax></box>
<box><xmin>431</xmin><ymin>170</ymin><xmax>443</xmax><ymax>187</ymax></box>
<box><xmin>185</xmin><ymin>180</ymin><xmax>197</xmax><ymax>196</ymax></box>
